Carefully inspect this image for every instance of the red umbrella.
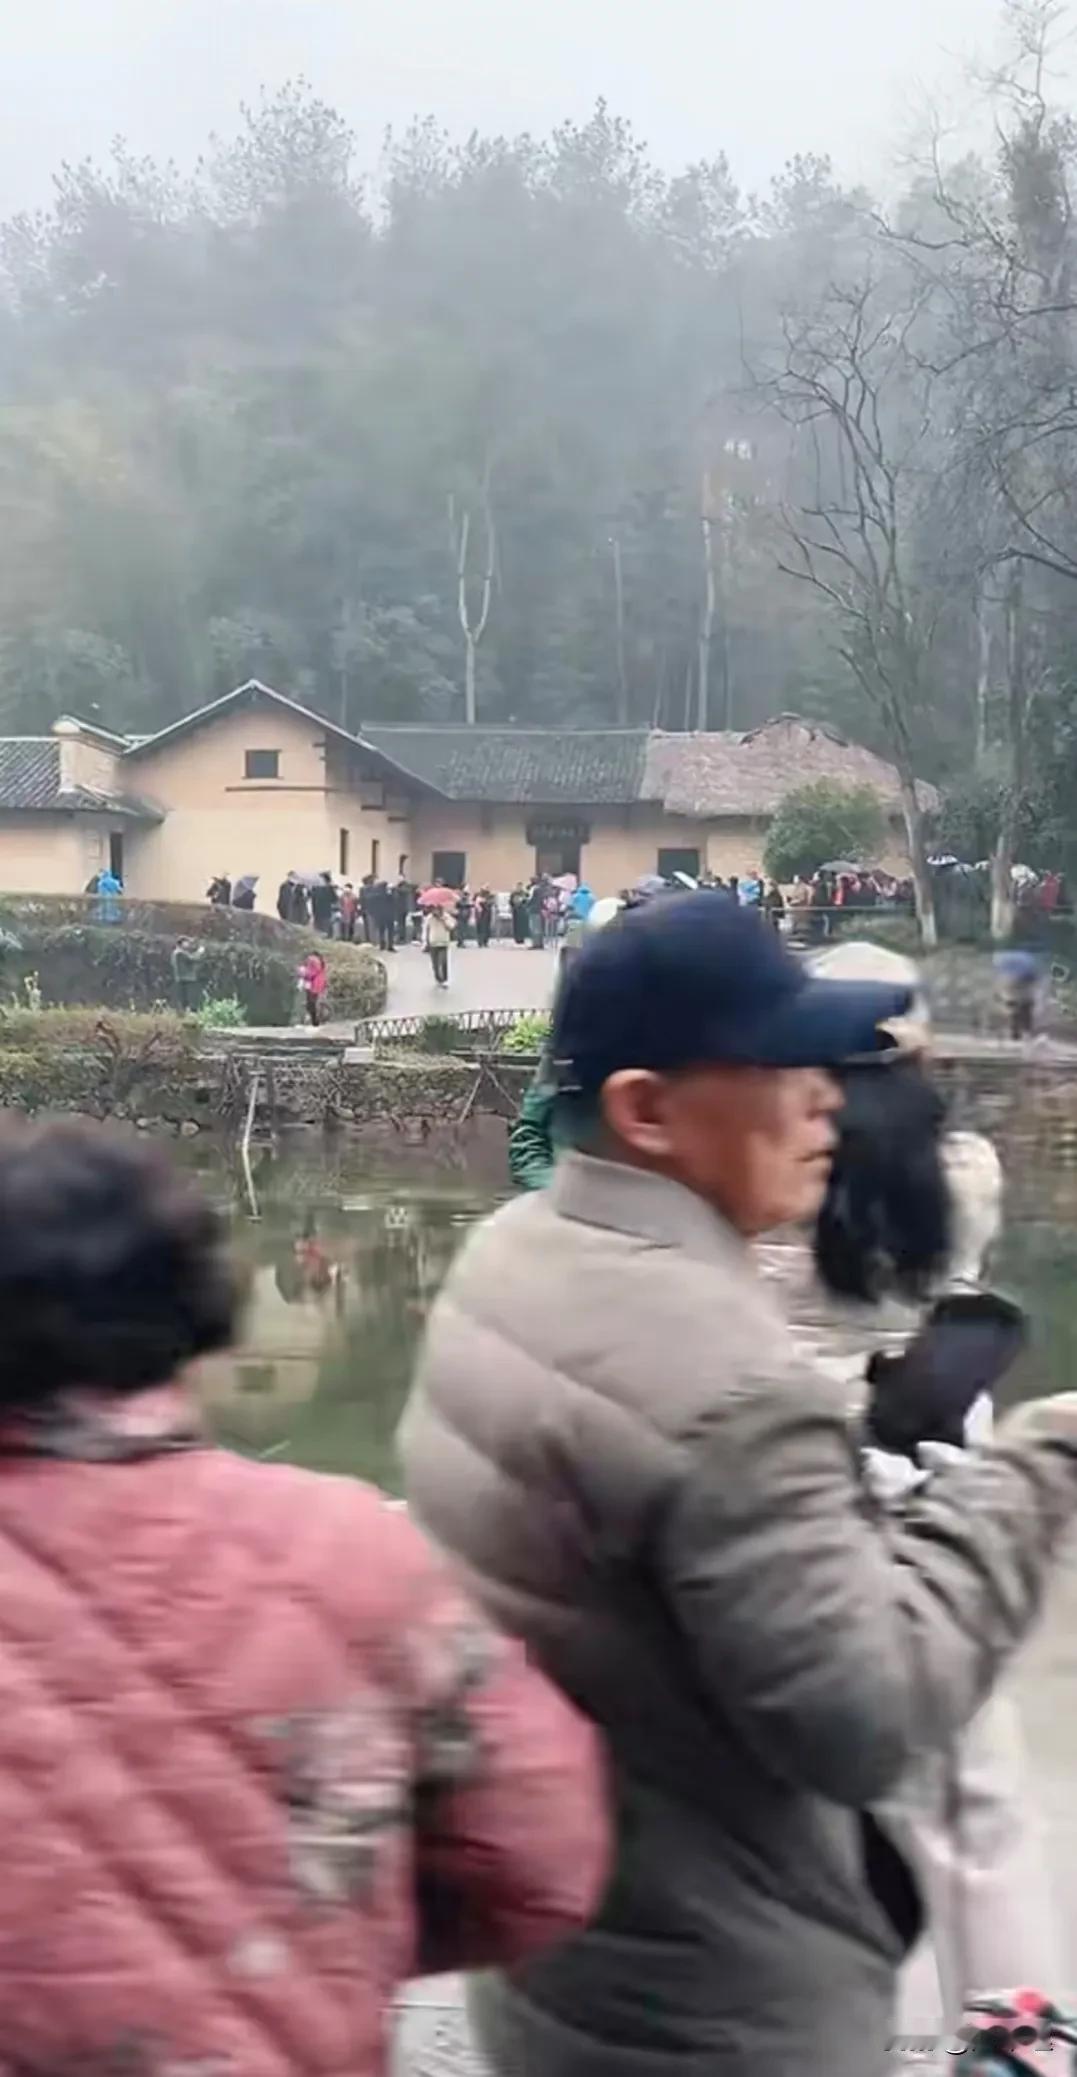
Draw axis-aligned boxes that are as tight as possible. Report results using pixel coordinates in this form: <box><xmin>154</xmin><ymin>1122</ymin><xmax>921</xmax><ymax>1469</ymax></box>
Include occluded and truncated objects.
<box><xmin>419</xmin><ymin>885</ymin><xmax>458</xmax><ymax>909</ymax></box>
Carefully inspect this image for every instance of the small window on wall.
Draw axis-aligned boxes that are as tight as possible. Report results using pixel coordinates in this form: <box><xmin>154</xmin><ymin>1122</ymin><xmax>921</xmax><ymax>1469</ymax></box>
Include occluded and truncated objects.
<box><xmin>432</xmin><ymin>850</ymin><xmax>466</xmax><ymax>889</ymax></box>
<box><xmin>244</xmin><ymin>748</ymin><xmax>279</xmax><ymax>780</ymax></box>
<box><xmin>339</xmin><ymin>828</ymin><xmax>350</xmax><ymax>877</ymax></box>
<box><xmin>657</xmin><ymin>848</ymin><xmax>701</xmax><ymax>883</ymax></box>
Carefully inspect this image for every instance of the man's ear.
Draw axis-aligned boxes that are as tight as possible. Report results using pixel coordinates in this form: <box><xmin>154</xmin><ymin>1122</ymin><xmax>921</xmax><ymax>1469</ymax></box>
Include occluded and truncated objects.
<box><xmin>601</xmin><ymin>1070</ymin><xmax>674</xmax><ymax>1160</ymax></box>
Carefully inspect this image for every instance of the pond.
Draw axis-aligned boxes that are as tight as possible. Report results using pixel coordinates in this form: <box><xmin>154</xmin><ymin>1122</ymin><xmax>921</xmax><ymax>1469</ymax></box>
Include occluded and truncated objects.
<box><xmin>195</xmin><ymin>1131</ymin><xmax>1077</xmax><ymax>1487</ymax></box>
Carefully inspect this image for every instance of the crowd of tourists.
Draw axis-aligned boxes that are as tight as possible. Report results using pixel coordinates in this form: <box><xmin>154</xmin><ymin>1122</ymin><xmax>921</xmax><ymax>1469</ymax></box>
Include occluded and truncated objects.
<box><xmin>6</xmin><ymin>881</ymin><xmax>1077</xmax><ymax>2074</ymax></box>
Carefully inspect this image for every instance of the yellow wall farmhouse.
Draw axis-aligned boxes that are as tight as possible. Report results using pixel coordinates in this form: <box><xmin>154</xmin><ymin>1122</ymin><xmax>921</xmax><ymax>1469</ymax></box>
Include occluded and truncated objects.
<box><xmin>0</xmin><ymin>689</ymin><xmax>928</xmax><ymax>904</ymax></box>
<box><xmin>124</xmin><ymin>702</ymin><xmax>406</xmax><ymax>904</ymax></box>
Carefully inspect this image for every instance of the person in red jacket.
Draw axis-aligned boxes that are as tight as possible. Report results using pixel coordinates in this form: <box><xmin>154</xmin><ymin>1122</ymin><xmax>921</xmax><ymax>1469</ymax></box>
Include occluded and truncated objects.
<box><xmin>0</xmin><ymin>1117</ymin><xmax>608</xmax><ymax>2077</ymax></box>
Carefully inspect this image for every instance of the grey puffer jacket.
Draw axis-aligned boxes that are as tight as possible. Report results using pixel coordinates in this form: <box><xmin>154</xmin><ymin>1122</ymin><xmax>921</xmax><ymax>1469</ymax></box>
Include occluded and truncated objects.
<box><xmin>400</xmin><ymin>1153</ymin><xmax>1077</xmax><ymax>2077</ymax></box>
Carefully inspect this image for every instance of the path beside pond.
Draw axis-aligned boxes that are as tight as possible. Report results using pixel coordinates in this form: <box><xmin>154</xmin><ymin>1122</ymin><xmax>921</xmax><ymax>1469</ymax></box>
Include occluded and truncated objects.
<box><xmin>383</xmin><ymin>941</ymin><xmax>559</xmax><ymax>1017</ymax></box>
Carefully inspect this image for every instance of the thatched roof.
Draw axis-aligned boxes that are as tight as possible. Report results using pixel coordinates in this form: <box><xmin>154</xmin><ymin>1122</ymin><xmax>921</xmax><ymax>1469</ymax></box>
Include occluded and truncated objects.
<box><xmin>642</xmin><ymin>717</ymin><xmax>937</xmax><ymax>818</ymax></box>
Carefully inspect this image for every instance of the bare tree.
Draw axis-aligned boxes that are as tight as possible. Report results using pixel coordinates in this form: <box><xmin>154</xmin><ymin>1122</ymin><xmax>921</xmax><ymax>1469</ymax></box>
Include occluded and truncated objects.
<box><xmin>449</xmin><ymin>466</ymin><xmax>496</xmax><ymax>726</ymax></box>
<box><xmin>697</xmin><ymin>468</ymin><xmax>718</xmax><ymax>731</ymax></box>
<box><xmin>764</xmin><ymin>274</ymin><xmax>941</xmax><ymax>943</ymax></box>
<box><xmin>610</xmin><ymin>533</ymin><xmax>629</xmax><ymax>724</ymax></box>
<box><xmin>893</xmin><ymin>0</ymin><xmax>1077</xmax><ymax>930</ymax></box>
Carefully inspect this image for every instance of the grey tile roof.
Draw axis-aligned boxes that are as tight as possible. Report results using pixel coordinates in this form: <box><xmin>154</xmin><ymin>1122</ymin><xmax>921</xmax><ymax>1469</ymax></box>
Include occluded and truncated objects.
<box><xmin>61</xmin><ymin>786</ymin><xmax>164</xmax><ymax>822</ymax></box>
<box><xmin>0</xmin><ymin>740</ymin><xmax>62</xmax><ymax>809</ymax></box>
<box><xmin>0</xmin><ymin>740</ymin><xmax>160</xmax><ymax>819</ymax></box>
<box><xmin>364</xmin><ymin>717</ymin><xmax>932</xmax><ymax>817</ymax></box>
<box><xmin>361</xmin><ymin>728</ymin><xmax>651</xmax><ymax>805</ymax></box>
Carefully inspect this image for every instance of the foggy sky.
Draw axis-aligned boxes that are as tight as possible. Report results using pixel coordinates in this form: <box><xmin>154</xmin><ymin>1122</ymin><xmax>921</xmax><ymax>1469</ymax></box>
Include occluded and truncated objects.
<box><xmin>1</xmin><ymin>0</ymin><xmax>1067</xmax><ymax>216</ymax></box>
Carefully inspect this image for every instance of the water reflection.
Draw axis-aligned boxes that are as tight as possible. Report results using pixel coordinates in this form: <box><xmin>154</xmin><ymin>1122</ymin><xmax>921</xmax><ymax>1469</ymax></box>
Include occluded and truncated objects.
<box><xmin>190</xmin><ymin>1133</ymin><xmax>1077</xmax><ymax>1497</ymax></box>
<box><xmin>194</xmin><ymin>1144</ymin><xmax>505</xmax><ymax>1491</ymax></box>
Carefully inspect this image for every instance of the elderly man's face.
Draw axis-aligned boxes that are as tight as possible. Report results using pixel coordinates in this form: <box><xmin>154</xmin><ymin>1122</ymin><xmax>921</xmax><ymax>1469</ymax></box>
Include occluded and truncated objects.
<box><xmin>602</xmin><ymin>1062</ymin><xmax>841</xmax><ymax>1234</ymax></box>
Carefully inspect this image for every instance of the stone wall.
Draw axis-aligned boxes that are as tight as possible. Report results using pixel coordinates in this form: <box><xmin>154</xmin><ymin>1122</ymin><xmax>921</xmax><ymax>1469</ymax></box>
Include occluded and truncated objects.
<box><xmin>2</xmin><ymin>1031</ymin><xmax>1075</xmax><ymax>1177</ymax></box>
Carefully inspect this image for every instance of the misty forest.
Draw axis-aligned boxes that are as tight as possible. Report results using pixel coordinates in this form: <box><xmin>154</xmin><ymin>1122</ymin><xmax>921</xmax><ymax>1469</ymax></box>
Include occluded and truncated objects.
<box><xmin>5</xmin><ymin>0</ymin><xmax>1077</xmax><ymax>913</ymax></box>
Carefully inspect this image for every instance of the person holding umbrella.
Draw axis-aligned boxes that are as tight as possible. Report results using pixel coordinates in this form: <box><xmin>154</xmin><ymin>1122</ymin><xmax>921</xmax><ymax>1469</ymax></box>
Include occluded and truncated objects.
<box><xmin>232</xmin><ymin>874</ymin><xmax>258</xmax><ymax>913</ymax></box>
<box><xmin>420</xmin><ymin>882</ymin><xmax>456</xmax><ymax>988</ymax></box>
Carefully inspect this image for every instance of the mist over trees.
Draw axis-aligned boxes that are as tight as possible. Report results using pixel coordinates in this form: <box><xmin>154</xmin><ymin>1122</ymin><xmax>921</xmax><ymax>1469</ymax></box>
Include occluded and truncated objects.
<box><xmin>3</xmin><ymin>1</ymin><xmax>1077</xmax><ymax>902</ymax></box>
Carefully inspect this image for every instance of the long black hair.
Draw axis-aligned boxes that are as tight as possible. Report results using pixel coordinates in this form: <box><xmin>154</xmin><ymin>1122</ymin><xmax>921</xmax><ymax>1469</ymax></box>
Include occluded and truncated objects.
<box><xmin>813</xmin><ymin>1055</ymin><xmax>951</xmax><ymax>1305</ymax></box>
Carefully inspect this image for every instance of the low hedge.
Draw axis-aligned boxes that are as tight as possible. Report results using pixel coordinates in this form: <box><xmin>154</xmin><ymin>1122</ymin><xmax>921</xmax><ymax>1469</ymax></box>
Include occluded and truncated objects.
<box><xmin>318</xmin><ymin>942</ymin><xmax>386</xmax><ymax>1022</ymax></box>
<box><xmin>5</xmin><ymin>925</ymin><xmax>297</xmax><ymax>1024</ymax></box>
<box><xmin>0</xmin><ymin>1010</ymin><xmax>208</xmax><ymax>1118</ymax></box>
<box><xmin>0</xmin><ymin>1006</ymin><xmax>195</xmax><ymax>1055</ymax></box>
<box><xmin>0</xmin><ymin>893</ymin><xmax>305</xmax><ymax>952</ymax></box>
<box><xmin>0</xmin><ymin>916</ymin><xmax>386</xmax><ymax>1027</ymax></box>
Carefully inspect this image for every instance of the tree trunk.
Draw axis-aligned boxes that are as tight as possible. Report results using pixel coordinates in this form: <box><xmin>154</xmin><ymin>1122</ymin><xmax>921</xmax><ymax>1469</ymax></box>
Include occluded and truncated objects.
<box><xmin>718</xmin><ymin>510</ymin><xmax>733</xmax><ymax>730</ymax></box>
<box><xmin>990</xmin><ymin>794</ymin><xmax>1019</xmax><ymax>942</ymax></box>
<box><xmin>898</xmin><ymin>770</ymin><xmax>937</xmax><ymax>948</ymax></box>
<box><xmin>990</xmin><ymin>566</ymin><xmax>1028</xmax><ymax>942</ymax></box>
<box><xmin>697</xmin><ymin>471</ymin><xmax>716</xmax><ymax>732</ymax></box>
<box><xmin>454</xmin><ymin>478</ymin><xmax>496</xmax><ymax>727</ymax></box>
<box><xmin>611</xmin><ymin>535</ymin><xmax>628</xmax><ymax>725</ymax></box>
<box><xmin>463</xmin><ymin>632</ymin><xmax>477</xmax><ymax>730</ymax></box>
<box><xmin>975</xmin><ymin>589</ymin><xmax>991</xmax><ymax>765</ymax></box>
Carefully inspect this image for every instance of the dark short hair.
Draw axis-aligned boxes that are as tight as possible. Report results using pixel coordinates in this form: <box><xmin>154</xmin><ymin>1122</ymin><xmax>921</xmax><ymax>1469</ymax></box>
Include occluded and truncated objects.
<box><xmin>0</xmin><ymin>1118</ymin><xmax>239</xmax><ymax>1407</ymax></box>
<box><xmin>813</xmin><ymin>1057</ymin><xmax>951</xmax><ymax>1305</ymax></box>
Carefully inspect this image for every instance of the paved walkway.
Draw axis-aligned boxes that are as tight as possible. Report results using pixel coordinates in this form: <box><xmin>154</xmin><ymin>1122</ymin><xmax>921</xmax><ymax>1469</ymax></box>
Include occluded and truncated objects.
<box><xmin>383</xmin><ymin>941</ymin><xmax>559</xmax><ymax>1019</ymax></box>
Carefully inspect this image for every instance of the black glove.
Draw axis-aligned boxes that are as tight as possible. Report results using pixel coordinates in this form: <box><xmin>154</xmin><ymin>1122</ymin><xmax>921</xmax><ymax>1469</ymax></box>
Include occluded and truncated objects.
<box><xmin>865</xmin><ymin>1291</ymin><xmax>1027</xmax><ymax>1459</ymax></box>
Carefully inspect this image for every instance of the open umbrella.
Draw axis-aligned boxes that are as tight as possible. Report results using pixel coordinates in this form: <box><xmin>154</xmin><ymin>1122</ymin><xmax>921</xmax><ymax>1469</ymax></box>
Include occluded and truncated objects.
<box><xmin>634</xmin><ymin>873</ymin><xmax>667</xmax><ymax>897</ymax></box>
<box><xmin>419</xmin><ymin>884</ymin><xmax>458</xmax><ymax>909</ymax></box>
<box><xmin>233</xmin><ymin>874</ymin><xmax>259</xmax><ymax>898</ymax></box>
<box><xmin>588</xmin><ymin>896</ymin><xmax>623</xmax><ymax>930</ymax></box>
<box><xmin>552</xmin><ymin>872</ymin><xmax>578</xmax><ymax>893</ymax></box>
<box><xmin>673</xmin><ymin>870</ymin><xmax>699</xmax><ymax>891</ymax></box>
<box><xmin>819</xmin><ymin>860</ymin><xmax>862</xmax><ymax>877</ymax></box>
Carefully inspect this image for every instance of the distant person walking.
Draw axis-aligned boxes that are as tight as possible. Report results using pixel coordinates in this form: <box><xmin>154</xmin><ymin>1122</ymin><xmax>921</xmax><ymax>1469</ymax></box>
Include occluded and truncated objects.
<box><xmin>206</xmin><ymin>875</ymin><xmax>231</xmax><ymax>908</ymax></box>
<box><xmin>423</xmin><ymin>904</ymin><xmax>454</xmax><ymax>988</ymax></box>
<box><xmin>232</xmin><ymin>875</ymin><xmax>258</xmax><ymax>913</ymax></box>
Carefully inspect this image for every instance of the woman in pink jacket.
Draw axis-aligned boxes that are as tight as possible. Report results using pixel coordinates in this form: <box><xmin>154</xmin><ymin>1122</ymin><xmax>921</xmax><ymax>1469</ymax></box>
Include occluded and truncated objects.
<box><xmin>0</xmin><ymin>1118</ymin><xmax>608</xmax><ymax>2077</ymax></box>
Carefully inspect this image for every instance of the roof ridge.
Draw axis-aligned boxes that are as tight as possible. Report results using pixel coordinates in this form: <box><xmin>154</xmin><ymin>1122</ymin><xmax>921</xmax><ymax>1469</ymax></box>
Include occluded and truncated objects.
<box><xmin>363</xmin><ymin>724</ymin><xmax>648</xmax><ymax>736</ymax></box>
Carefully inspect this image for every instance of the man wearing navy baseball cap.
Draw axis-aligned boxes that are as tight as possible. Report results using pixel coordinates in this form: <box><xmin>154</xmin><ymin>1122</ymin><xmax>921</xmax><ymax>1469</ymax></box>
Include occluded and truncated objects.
<box><xmin>402</xmin><ymin>893</ymin><xmax>1077</xmax><ymax>2077</ymax></box>
<box><xmin>549</xmin><ymin>891</ymin><xmax>907</xmax><ymax>1231</ymax></box>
